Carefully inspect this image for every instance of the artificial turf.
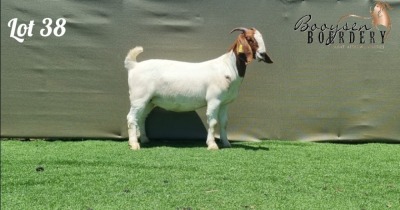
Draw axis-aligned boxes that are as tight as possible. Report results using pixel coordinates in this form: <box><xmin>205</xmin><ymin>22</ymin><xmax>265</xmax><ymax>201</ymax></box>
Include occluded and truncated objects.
<box><xmin>1</xmin><ymin>140</ymin><xmax>399</xmax><ymax>209</ymax></box>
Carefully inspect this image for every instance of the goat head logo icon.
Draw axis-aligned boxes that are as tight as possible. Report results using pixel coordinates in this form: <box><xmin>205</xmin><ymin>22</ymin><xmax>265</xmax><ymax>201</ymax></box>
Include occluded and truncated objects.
<box><xmin>338</xmin><ymin>1</ymin><xmax>392</xmax><ymax>41</ymax></box>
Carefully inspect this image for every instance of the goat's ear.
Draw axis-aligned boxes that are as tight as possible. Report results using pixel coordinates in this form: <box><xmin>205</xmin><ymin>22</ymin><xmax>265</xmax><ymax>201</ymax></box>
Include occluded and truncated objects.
<box><xmin>236</xmin><ymin>34</ymin><xmax>253</xmax><ymax>64</ymax></box>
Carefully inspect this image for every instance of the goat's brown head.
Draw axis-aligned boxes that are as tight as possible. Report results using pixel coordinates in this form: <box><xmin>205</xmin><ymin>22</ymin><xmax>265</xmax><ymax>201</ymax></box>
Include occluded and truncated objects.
<box><xmin>371</xmin><ymin>1</ymin><xmax>392</xmax><ymax>29</ymax></box>
<box><xmin>230</xmin><ymin>27</ymin><xmax>273</xmax><ymax>64</ymax></box>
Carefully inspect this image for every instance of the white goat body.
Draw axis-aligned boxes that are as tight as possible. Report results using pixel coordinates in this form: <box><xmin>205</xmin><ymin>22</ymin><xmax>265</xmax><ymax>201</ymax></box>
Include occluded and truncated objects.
<box><xmin>126</xmin><ymin>51</ymin><xmax>241</xmax><ymax>112</ymax></box>
<box><xmin>124</xmin><ymin>28</ymin><xmax>272</xmax><ymax>150</ymax></box>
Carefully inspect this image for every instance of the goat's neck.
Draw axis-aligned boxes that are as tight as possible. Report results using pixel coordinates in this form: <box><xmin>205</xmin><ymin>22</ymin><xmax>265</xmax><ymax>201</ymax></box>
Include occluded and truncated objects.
<box><xmin>225</xmin><ymin>50</ymin><xmax>247</xmax><ymax>79</ymax></box>
<box><xmin>235</xmin><ymin>53</ymin><xmax>247</xmax><ymax>78</ymax></box>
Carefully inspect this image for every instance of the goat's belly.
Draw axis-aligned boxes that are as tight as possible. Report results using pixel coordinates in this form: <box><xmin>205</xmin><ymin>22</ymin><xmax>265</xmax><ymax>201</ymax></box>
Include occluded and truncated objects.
<box><xmin>151</xmin><ymin>96</ymin><xmax>207</xmax><ymax>112</ymax></box>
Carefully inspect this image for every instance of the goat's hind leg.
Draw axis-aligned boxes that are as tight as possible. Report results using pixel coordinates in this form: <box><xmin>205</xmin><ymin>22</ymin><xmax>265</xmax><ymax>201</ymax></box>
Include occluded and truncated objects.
<box><xmin>127</xmin><ymin>101</ymin><xmax>150</xmax><ymax>150</ymax></box>
<box><xmin>127</xmin><ymin>106</ymin><xmax>141</xmax><ymax>150</ymax></box>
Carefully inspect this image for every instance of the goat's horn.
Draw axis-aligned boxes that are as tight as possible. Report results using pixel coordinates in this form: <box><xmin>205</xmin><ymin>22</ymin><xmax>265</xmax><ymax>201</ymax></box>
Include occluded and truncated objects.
<box><xmin>230</xmin><ymin>27</ymin><xmax>249</xmax><ymax>34</ymax></box>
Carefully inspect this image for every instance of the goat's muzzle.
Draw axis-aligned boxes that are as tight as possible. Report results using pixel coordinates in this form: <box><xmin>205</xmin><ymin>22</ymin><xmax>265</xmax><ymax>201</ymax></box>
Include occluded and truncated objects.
<box><xmin>258</xmin><ymin>52</ymin><xmax>273</xmax><ymax>64</ymax></box>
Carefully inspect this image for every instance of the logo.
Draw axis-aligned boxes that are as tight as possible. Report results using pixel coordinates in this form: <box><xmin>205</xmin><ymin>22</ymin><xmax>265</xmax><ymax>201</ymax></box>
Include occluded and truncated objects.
<box><xmin>294</xmin><ymin>1</ymin><xmax>393</xmax><ymax>47</ymax></box>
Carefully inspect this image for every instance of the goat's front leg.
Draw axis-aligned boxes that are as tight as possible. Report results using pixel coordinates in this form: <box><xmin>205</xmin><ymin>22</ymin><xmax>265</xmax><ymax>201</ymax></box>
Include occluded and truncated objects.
<box><xmin>218</xmin><ymin>104</ymin><xmax>231</xmax><ymax>148</ymax></box>
<box><xmin>206</xmin><ymin>99</ymin><xmax>221</xmax><ymax>150</ymax></box>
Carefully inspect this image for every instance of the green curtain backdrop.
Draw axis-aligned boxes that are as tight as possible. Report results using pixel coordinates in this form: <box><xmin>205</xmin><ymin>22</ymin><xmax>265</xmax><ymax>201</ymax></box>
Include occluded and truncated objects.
<box><xmin>2</xmin><ymin>0</ymin><xmax>399</xmax><ymax>142</ymax></box>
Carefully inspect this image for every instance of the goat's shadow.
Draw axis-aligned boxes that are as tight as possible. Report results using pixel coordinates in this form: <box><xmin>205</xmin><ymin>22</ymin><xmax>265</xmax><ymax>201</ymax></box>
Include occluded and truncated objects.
<box><xmin>143</xmin><ymin>108</ymin><xmax>270</xmax><ymax>151</ymax></box>
<box><xmin>145</xmin><ymin>107</ymin><xmax>208</xmax><ymax>141</ymax></box>
<box><xmin>230</xmin><ymin>142</ymin><xmax>270</xmax><ymax>151</ymax></box>
<box><xmin>141</xmin><ymin>139</ymin><xmax>270</xmax><ymax>151</ymax></box>
<box><xmin>141</xmin><ymin>139</ymin><xmax>206</xmax><ymax>148</ymax></box>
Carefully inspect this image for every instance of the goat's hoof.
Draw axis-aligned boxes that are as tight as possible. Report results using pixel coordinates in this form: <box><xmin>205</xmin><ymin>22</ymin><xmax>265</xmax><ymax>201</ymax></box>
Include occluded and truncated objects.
<box><xmin>222</xmin><ymin>143</ymin><xmax>232</xmax><ymax>148</ymax></box>
<box><xmin>129</xmin><ymin>143</ymin><xmax>141</xmax><ymax>150</ymax></box>
<box><xmin>140</xmin><ymin>137</ymin><xmax>150</xmax><ymax>144</ymax></box>
<box><xmin>207</xmin><ymin>143</ymin><xmax>219</xmax><ymax>150</ymax></box>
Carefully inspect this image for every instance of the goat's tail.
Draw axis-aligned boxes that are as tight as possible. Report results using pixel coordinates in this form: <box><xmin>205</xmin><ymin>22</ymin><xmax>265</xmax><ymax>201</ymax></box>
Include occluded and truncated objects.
<box><xmin>124</xmin><ymin>46</ymin><xmax>143</xmax><ymax>70</ymax></box>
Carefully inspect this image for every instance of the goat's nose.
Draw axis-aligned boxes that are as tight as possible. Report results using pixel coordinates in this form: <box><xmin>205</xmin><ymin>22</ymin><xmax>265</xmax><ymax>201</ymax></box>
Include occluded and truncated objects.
<box><xmin>262</xmin><ymin>52</ymin><xmax>273</xmax><ymax>64</ymax></box>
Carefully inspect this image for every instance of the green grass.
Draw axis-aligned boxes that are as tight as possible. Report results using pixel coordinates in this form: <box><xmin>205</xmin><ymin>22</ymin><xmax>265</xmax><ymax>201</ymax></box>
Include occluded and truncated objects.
<box><xmin>1</xmin><ymin>140</ymin><xmax>399</xmax><ymax>210</ymax></box>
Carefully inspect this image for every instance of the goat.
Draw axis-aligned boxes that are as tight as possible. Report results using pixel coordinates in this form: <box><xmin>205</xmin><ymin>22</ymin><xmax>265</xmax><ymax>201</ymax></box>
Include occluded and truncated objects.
<box><xmin>124</xmin><ymin>27</ymin><xmax>273</xmax><ymax>150</ymax></box>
